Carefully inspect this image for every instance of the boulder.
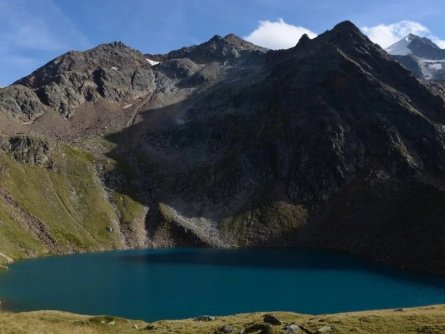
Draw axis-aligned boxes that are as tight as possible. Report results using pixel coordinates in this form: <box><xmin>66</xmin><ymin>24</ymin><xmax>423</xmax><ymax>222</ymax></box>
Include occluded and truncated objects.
<box><xmin>243</xmin><ymin>323</ymin><xmax>274</xmax><ymax>334</ymax></box>
<box><xmin>215</xmin><ymin>325</ymin><xmax>238</xmax><ymax>333</ymax></box>
<box><xmin>263</xmin><ymin>314</ymin><xmax>282</xmax><ymax>325</ymax></box>
<box><xmin>0</xmin><ymin>135</ymin><xmax>52</xmax><ymax>165</ymax></box>
<box><xmin>318</xmin><ymin>325</ymin><xmax>332</xmax><ymax>333</ymax></box>
<box><xmin>193</xmin><ymin>315</ymin><xmax>216</xmax><ymax>321</ymax></box>
<box><xmin>284</xmin><ymin>324</ymin><xmax>302</xmax><ymax>334</ymax></box>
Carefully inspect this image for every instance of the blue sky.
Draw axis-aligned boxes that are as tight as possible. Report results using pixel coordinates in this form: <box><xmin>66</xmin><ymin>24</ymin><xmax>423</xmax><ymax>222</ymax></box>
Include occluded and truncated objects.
<box><xmin>1</xmin><ymin>0</ymin><xmax>445</xmax><ymax>86</ymax></box>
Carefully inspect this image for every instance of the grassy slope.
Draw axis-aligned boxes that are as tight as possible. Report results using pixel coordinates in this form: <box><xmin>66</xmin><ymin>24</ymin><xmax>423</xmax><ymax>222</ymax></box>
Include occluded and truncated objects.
<box><xmin>0</xmin><ymin>143</ymin><xmax>145</xmax><ymax>263</ymax></box>
<box><xmin>1</xmin><ymin>306</ymin><xmax>445</xmax><ymax>334</ymax></box>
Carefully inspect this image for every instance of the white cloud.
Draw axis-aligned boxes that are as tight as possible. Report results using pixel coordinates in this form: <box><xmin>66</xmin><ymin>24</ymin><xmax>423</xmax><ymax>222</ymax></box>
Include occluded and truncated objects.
<box><xmin>244</xmin><ymin>18</ymin><xmax>317</xmax><ymax>50</ymax></box>
<box><xmin>362</xmin><ymin>20</ymin><xmax>445</xmax><ymax>49</ymax></box>
<box><xmin>244</xmin><ymin>18</ymin><xmax>445</xmax><ymax>52</ymax></box>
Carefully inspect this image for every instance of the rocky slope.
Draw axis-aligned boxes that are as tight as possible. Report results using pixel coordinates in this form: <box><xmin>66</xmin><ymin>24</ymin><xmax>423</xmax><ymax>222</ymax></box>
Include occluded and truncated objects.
<box><xmin>1</xmin><ymin>42</ymin><xmax>155</xmax><ymax>120</ymax></box>
<box><xmin>1</xmin><ymin>21</ymin><xmax>445</xmax><ymax>275</ymax></box>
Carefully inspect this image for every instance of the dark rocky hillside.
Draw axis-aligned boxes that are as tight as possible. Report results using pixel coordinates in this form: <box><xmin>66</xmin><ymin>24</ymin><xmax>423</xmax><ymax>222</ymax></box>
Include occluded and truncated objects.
<box><xmin>1</xmin><ymin>21</ymin><xmax>445</xmax><ymax>275</ymax></box>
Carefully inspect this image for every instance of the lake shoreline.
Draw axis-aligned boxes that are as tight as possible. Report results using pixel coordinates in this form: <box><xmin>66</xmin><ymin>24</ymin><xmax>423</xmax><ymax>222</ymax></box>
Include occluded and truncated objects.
<box><xmin>2</xmin><ymin>248</ymin><xmax>445</xmax><ymax>322</ymax></box>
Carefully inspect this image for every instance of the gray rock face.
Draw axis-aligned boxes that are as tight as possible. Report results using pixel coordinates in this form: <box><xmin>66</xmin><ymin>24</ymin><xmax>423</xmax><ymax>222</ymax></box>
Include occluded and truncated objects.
<box><xmin>93</xmin><ymin>66</ymin><xmax>154</xmax><ymax>101</ymax></box>
<box><xmin>284</xmin><ymin>324</ymin><xmax>302</xmax><ymax>334</ymax></box>
<box><xmin>157</xmin><ymin>58</ymin><xmax>201</xmax><ymax>80</ymax></box>
<box><xmin>0</xmin><ymin>35</ymin><xmax>265</xmax><ymax>120</ymax></box>
<box><xmin>317</xmin><ymin>325</ymin><xmax>333</xmax><ymax>333</ymax></box>
<box><xmin>10</xmin><ymin>42</ymin><xmax>155</xmax><ymax>117</ymax></box>
<box><xmin>0</xmin><ymin>86</ymin><xmax>46</xmax><ymax>120</ymax></box>
<box><xmin>0</xmin><ymin>135</ymin><xmax>52</xmax><ymax>165</ymax></box>
<box><xmin>16</xmin><ymin>42</ymin><xmax>150</xmax><ymax>88</ymax></box>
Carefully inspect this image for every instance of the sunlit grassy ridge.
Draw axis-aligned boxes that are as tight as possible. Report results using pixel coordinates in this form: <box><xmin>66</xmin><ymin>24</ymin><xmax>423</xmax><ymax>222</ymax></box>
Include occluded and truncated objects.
<box><xmin>0</xmin><ymin>142</ymin><xmax>146</xmax><ymax>263</ymax></box>
<box><xmin>1</xmin><ymin>306</ymin><xmax>445</xmax><ymax>334</ymax></box>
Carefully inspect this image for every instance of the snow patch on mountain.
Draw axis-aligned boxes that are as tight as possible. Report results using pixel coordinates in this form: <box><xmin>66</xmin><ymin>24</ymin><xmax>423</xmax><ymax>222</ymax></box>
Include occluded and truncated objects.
<box><xmin>146</xmin><ymin>58</ymin><xmax>160</xmax><ymax>66</ymax></box>
<box><xmin>429</xmin><ymin>63</ymin><xmax>443</xmax><ymax>70</ymax></box>
<box><xmin>418</xmin><ymin>59</ymin><xmax>445</xmax><ymax>79</ymax></box>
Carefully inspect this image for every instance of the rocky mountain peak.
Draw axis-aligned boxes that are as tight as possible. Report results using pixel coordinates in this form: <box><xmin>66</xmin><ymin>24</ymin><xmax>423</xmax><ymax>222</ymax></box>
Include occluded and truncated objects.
<box><xmin>296</xmin><ymin>33</ymin><xmax>311</xmax><ymax>47</ymax></box>
<box><xmin>331</xmin><ymin>20</ymin><xmax>362</xmax><ymax>33</ymax></box>
<box><xmin>164</xmin><ymin>33</ymin><xmax>267</xmax><ymax>63</ymax></box>
<box><xmin>406</xmin><ymin>33</ymin><xmax>419</xmax><ymax>42</ymax></box>
<box><xmin>221</xmin><ymin>33</ymin><xmax>248</xmax><ymax>44</ymax></box>
<box><xmin>16</xmin><ymin>41</ymin><xmax>148</xmax><ymax>89</ymax></box>
<box><xmin>324</xmin><ymin>20</ymin><xmax>366</xmax><ymax>42</ymax></box>
<box><xmin>208</xmin><ymin>34</ymin><xmax>223</xmax><ymax>42</ymax></box>
<box><xmin>408</xmin><ymin>36</ymin><xmax>444</xmax><ymax>58</ymax></box>
<box><xmin>6</xmin><ymin>41</ymin><xmax>155</xmax><ymax>118</ymax></box>
<box><xmin>387</xmin><ymin>34</ymin><xmax>444</xmax><ymax>58</ymax></box>
<box><xmin>387</xmin><ymin>34</ymin><xmax>445</xmax><ymax>80</ymax></box>
<box><xmin>316</xmin><ymin>20</ymin><xmax>376</xmax><ymax>55</ymax></box>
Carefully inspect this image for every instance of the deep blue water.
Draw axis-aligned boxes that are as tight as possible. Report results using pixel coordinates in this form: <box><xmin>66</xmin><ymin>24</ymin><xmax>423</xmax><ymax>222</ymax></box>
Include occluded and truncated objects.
<box><xmin>1</xmin><ymin>248</ymin><xmax>445</xmax><ymax>321</ymax></box>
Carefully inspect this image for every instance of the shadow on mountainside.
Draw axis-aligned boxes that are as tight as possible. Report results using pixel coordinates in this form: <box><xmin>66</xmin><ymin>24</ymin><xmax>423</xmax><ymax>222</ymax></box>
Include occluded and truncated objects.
<box><xmin>100</xmin><ymin>21</ymin><xmax>445</xmax><ymax>275</ymax></box>
<box><xmin>102</xmin><ymin>85</ymin><xmax>297</xmax><ymax>245</ymax></box>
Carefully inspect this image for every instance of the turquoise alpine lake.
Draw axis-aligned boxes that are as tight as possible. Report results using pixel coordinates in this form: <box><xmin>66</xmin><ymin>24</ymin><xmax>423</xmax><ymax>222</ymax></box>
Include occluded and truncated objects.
<box><xmin>1</xmin><ymin>248</ymin><xmax>445</xmax><ymax>321</ymax></box>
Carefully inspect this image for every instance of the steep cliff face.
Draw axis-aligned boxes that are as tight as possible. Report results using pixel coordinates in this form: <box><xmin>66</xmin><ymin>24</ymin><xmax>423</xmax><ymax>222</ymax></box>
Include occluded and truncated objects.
<box><xmin>0</xmin><ymin>135</ymin><xmax>52</xmax><ymax>165</ymax></box>
<box><xmin>0</xmin><ymin>85</ymin><xmax>47</xmax><ymax>120</ymax></box>
<box><xmin>1</xmin><ymin>21</ymin><xmax>445</xmax><ymax>274</ymax></box>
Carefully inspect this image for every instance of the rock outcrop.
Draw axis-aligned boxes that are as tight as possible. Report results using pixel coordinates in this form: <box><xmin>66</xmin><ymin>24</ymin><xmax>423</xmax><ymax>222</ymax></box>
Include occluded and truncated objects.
<box><xmin>0</xmin><ymin>86</ymin><xmax>46</xmax><ymax>120</ymax></box>
<box><xmin>0</xmin><ymin>135</ymin><xmax>52</xmax><ymax>165</ymax></box>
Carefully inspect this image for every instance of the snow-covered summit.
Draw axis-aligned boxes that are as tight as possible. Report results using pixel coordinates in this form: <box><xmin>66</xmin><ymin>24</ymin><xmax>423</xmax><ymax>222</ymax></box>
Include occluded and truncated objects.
<box><xmin>386</xmin><ymin>34</ymin><xmax>417</xmax><ymax>56</ymax></box>
<box><xmin>386</xmin><ymin>34</ymin><xmax>416</xmax><ymax>56</ymax></box>
<box><xmin>386</xmin><ymin>34</ymin><xmax>445</xmax><ymax>80</ymax></box>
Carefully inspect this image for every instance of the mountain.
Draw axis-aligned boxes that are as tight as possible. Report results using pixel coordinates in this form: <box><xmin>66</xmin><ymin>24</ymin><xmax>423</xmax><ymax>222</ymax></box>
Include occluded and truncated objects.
<box><xmin>386</xmin><ymin>34</ymin><xmax>445</xmax><ymax>80</ymax></box>
<box><xmin>2</xmin><ymin>21</ymin><xmax>445</xmax><ymax>275</ymax></box>
<box><xmin>147</xmin><ymin>33</ymin><xmax>267</xmax><ymax>63</ymax></box>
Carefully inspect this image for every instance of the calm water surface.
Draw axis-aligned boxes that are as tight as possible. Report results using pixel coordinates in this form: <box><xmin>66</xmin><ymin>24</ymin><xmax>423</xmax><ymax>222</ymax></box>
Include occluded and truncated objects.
<box><xmin>1</xmin><ymin>248</ymin><xmax>445</xmax><ymax>321</ymax></box>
